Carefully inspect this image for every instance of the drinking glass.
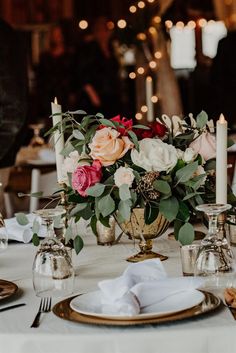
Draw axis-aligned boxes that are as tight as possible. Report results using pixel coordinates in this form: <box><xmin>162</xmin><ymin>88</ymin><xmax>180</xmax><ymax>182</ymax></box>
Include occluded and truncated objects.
<box><xmin>0</xmin><ymin>213</ymin><xmax>8</xmax><ymax>251</ymax></box>
<box><xmin>29</xmin><ymin>123</ymin><xmax>45</xmax><ymax>147</ymax></box>
<box><xmin>194</xmin><ymin>203</ymin><xmax>234</xmax><ymax>289</ymax></box>
<box><xmin>32</xmin><ymin>208</ymin><xmax>74</xmax><ymax>297</ymax></box>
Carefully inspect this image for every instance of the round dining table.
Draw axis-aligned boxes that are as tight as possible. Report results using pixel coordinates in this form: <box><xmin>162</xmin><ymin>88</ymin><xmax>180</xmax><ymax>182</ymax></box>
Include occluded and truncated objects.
<box><xmin>0</xmin><ymin>226</ymin><xmax>235</xmax><ymax>353</ymax></box>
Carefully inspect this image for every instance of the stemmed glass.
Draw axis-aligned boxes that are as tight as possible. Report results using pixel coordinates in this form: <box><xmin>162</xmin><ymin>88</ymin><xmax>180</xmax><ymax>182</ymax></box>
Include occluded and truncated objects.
<box><xmin>0</xmin><ymin>213</ymin><xmax>8</xmax><ymax>252</ymax></box>
<box><xmin>194</xmin><ymin>203</ymin><xmax>234</xmax><ymax>289</ymax></box>
<box><xmin>32</xmin><ymin>208</ymin><xmax>74</xmax><ymax>297</ymax></box>
<box><xmin>29</xmin><ymin>123</ymin><xmax>45</xmax><ymax>147</ymax></box>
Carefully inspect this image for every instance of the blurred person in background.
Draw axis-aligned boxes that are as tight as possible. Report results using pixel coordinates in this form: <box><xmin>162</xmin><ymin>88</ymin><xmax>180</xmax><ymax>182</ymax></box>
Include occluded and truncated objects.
<box><xmin>0</xmin><ymin>18</ymin><xmax>27</xmax><ymax>216</ymax></box>
<box><xmin>77</xmin><ymin>17</ymin><xmax>122</xmax><ymax>117</ymax></box>
<box><xmin>35</xmin><ymin>23</ymin><xmax>77</xmax><ymax>128</ymax></box>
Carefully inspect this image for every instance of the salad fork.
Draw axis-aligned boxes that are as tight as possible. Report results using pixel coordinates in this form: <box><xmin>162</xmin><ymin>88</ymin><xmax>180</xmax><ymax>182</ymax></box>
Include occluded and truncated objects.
<box><xmin>31</xmin><ymin>297</ymin><xmax>51</xmax><ymax>328</ymax></box>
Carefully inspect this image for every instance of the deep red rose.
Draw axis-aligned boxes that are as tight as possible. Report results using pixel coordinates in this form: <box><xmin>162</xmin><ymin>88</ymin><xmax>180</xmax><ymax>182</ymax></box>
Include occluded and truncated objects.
<box><xmin>72</xmin><ymin>160</ymin><xmax>102</xmax><ymax>197</ymax></box>
<box><xmin>111</xmin><ymin>115</ymin><xmax>133</xmax><ymax>136</ymax></box>
<box><xmin>135</xmin><ymin>121</ymin><xmax>167</xmax><ymax>139</ymax></box>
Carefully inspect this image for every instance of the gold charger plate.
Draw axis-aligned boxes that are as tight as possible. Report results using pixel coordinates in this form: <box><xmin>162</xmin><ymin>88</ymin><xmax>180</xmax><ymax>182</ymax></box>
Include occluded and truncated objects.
<box><xmin>0</xmin><ymin>279</ymin><xmax>18</xmax><ymax>301</ymax></box>
<box><xmin>53</xmin><ymin>291</ymin><xmax>221</xmax><ymax>326</ymax></box>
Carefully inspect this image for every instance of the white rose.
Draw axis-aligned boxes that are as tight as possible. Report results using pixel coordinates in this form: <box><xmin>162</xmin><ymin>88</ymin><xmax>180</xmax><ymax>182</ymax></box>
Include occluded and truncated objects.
<box><xmin>176</xmin><ymin>149</ymin><xmax>184</xmax><ymax>159</ymax></box>
<box><xmin>62</xmin><ymin>151</ymin><xmax>89</xmax><ymax>184</ymax></box>
<box><xmin>183</xmin><ymin>147</ymin><xmax>197</xmax><ymax>163</ymax></box>
<box><xmin>131</xmin><ymin>138</ymin><xmax>178</xmax><ymax>173</ymax></box>
<box><xmin>114</xmin><ymin>167</ymin><xmax>135</xmax><ymax>188</ymax></box>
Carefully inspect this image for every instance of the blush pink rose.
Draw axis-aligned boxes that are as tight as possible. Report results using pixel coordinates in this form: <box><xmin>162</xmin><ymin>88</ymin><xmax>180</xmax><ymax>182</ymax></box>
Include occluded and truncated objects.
<box><xmin>189</xmin><ymin>132</ymin><xmax>216</xmax><ymax>161</ymax></box>
<box><xmin>72</xmin><ymin>160</ymin><xmax>102</xmax><ymax>197</ymax></box>
<box><xmin>89</xmin><ymin>127</ymin><xmax>134</xmax><ymax>166</ymax></box>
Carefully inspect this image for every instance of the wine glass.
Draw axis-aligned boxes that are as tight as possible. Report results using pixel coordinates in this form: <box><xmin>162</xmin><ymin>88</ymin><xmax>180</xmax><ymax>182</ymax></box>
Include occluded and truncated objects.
<box><xmin>194</xmin><ymin>203</ymin><xmax>235</xmax><ymax>290</ymax></box>
<box><xmin>29</xmin><ymin>123</ymin><xmax>45</xmax><ymax>147</ymax></box>
<box><xmin>32</xmin><ymin>208</ymin><xmax>74</xmax><ymax>298</ymax></box>
<box><xmin>0</xmin><ymin>213</ymin><xmax>8</xmax><ymax>252</ymax></box>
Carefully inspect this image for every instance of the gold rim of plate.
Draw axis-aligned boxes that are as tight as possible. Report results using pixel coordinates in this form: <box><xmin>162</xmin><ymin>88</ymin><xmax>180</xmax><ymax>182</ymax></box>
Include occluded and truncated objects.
<box><xmin>0</xmin><ymin>279</ymin><xmax>18</xmax><ymax>301</ymax></box>
<box><xmin>52</xmin><ymin>291</ymin><xmax>221</xmax><ymax>326</ymax></box>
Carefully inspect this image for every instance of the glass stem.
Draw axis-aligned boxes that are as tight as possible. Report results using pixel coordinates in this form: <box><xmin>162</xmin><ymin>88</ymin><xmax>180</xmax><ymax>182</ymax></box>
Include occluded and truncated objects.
<box><xmin>208</xmin><ymin>214</ymin><xmax>218</xmax><ymax>235</ymax></box>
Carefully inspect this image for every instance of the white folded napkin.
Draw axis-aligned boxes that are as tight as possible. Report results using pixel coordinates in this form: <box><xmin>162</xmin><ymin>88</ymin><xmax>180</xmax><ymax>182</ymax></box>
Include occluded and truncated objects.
<box><xmin>98</xmin><ymin>259</ymin><xmax>203</xmax><ymax>316</ymax></box>
<box><xmin>38</xmin><ymin>148</ymin><xmax>56</xmax><ymax>163</ymax></box>
<box><xmin>1</xmin><ymin>214</ymin><xmax>46</xmax><ymax>243</ymax></box>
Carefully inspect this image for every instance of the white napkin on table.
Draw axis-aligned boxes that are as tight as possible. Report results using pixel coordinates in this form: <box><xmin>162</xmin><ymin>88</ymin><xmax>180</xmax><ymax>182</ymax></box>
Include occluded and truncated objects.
<box><xmin>98</xmin><ymin>259</ymin><xmax>203</xmax><ymax>316</ymax></box>
<box><xmin>0</xmin><ymin>214</ymin><xmax>46</xmax><ymax>243</ymax></box>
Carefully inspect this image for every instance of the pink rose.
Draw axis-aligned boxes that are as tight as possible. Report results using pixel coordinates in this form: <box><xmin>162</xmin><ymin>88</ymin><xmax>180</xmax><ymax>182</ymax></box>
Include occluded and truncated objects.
<box><xmin>72</xmin><ymin>160</ymin><xmax>102</xmax><ymax>197</ymax></box>
<box><xmin>89</xmin><ymin>127</ymin><xmax>134</xmax><ymax>166</ymax></box>
<box><xmin>189</xmin><ymin>132</ymin><xmax>216</xmax><ymax>161</ymax></box>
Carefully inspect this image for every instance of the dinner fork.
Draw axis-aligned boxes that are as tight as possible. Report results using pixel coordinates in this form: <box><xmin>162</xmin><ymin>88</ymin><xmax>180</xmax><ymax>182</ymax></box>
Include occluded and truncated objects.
<box><xmin>31</xmin><ymin>297</ymin><xmax>51</xmax><ymax>328</ymax></box>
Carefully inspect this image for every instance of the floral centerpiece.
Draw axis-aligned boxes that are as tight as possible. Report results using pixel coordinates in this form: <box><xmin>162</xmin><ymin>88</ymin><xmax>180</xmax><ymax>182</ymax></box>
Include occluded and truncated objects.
<box><xmin>49</xmin><ymin>110</ymin><xmax>220</xmax><ymax>251</ymax></box>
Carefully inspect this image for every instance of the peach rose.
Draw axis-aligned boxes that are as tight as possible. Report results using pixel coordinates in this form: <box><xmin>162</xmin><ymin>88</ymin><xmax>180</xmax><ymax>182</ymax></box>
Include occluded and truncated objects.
<box><xmin>89</xmin><ymin>127</ymin><xmax>134</xmax><ymax>166</ymax></box>
<box><xmin>189</xmin><ymin>132</ymin><xmax>216</xmax><ymax>161</ymax></box>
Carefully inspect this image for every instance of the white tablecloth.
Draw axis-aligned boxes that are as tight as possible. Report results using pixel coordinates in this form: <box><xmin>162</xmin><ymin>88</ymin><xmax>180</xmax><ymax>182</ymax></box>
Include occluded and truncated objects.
<box><xmin>0</xmin><ymin>228</ymin><xmax>235</xmax><ymax>353</ymax></box>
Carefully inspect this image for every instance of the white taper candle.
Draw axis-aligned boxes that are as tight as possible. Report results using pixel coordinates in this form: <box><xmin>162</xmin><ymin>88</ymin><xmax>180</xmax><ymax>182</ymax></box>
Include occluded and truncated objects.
<box><xmin>216</xmin><ymin>113</ymin><xmax>228</xmax><ymax>204</ymax></box>
<box><xmin>146</xmin><ymin>76</ymin><xmax>154</xmax><ymax>122</ymax></box>
<box><xmin>51</xmin><ymin>97</ymin><xmax>65</xmax><ymax>183</ymax></box>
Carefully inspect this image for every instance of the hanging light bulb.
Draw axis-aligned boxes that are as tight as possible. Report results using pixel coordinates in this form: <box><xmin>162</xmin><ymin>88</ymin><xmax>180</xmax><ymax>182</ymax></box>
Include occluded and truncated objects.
<box><xmin>137</xmin><ymin>67</ymin><xmax>145</xmax><ymax>75</ymax></box>
<box><xmin>78</xmin><ymin>20</ymin><xmax>88</xmax><ymax>30</ymax></box>
<box><xmin>129</xmin><ymin>5</ymin><xmax>137</xmax><ymax>13</ymax></box>
<box><xmin>135</xmin><ymin>113</ymin><xmax>143</xmax><ymax>120</ymax></box>
<box><xmin>117</xmin><ymin>19</ymin><xmax>127</xmax><ymax>29</ymax></box>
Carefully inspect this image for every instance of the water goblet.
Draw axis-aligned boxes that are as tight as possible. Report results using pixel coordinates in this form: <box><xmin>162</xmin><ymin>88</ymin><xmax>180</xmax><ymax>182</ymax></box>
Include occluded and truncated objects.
<box><xmin>194</xmin><ymin>203</ymin><xmax>234</xmax><ymax>290</ymax></box>
<box><xmin>32</xmin><ymin>208</ymin><xmax>74</xmax><ymax>298</ymax></box>
<box><xmin>29</xmin><ymin>123</ymin><xmax>45</xmax><ymax>147</ymax></box>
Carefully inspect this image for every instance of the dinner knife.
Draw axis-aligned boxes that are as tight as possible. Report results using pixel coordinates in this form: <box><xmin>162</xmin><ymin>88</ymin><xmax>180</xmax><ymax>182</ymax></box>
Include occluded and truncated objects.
<box><xmin>0</xmin><ymin>303</ymin><xmax>26</xmax><ymax>313</ymax></box>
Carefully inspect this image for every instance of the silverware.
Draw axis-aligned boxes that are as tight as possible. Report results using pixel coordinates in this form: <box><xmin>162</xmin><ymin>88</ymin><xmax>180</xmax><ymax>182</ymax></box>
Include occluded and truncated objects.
<box><xmin>31</xmin><ymin>297</ymin><xmax>51</xmax><ymax>328</ymax></box>
<box><xmin>0</xmin><ymin>303</ymin><xmax>26</xmax><ymax>312</ymax></box>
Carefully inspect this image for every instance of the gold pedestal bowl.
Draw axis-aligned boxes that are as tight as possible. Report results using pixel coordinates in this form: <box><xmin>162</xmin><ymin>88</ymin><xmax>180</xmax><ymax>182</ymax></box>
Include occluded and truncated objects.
<box><xmin>119</xmin><ymin>208</ymin><xmax>169</xmax><ymax>262</ymax></box>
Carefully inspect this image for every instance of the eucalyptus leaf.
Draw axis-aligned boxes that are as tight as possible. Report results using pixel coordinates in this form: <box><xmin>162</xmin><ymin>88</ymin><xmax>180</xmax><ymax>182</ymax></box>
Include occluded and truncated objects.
<box><xmin>86</xmin><ymin>183</ymin><xmax>105</xmax><ymax>197</ymax></box>
<box><xmin>68</xmin><ymin>109</ymin><xmax>87</xmax><ymax>115</ymax></box>
<box><xmin>90</xmin><ymin>215</ymin><xmax>98</xmax><ymax>236</ymax></box>
<box><xmin>119</xmin><ymin>184</ymin><xmax>131</xmax><ymax>201</ymax></box>
<box><xmin>176</xmin><ymin>161</ymin><xmax>198</xmax><ymax>184</ymax></box>
<box><xmin>32</xmin><ymin>233</ymin><xmax>40</xmax><ymax>246</ymax></box>
<box><xmin>30</xmin><ymin>192</ymin><xmax>43</xmax><ymax>198</ymax></box>
<box><xmin>128</xmin><ymin>130</ymin><xmax>139</xmax><ymax>151</ymax></box>
<box><xmin>178</xmin><ymin>222</ymin><xmax>195</xmax><ymax>245</ymax></box>
<box><xmin>196</xmin><ymin>111</ymin><xmax>208</xmax><ymax>129</ymax></box>
<box><xmin>65</xmin><ymin>225</ymin><xmax>73</xmax><ymax>244</ymax></box>
<box><xmin>144</xmin><ymin>203</ymin><xmax>159</xmax><ymax>225</ymax></box>
<box><xmin>73</xmin><ymin>235</ymin><xmax>84</xmax><ymax>255</ymax></box>
<box><xmin>98</xmin><ymin>195</ymin><xmax>115</xmax><ymax>217</ymax></box>
<box><xmin>159</xmin><ymin>196</ymin><xmax>179</xmax><ymax>222</ymax></box>
<box><xmin>153</xmin><ymin>180</ymin><xmax>171</xmax><ymax>194</ymax></box>
<box><xmin>73</xmin><ymin>130</ymin><xmax>85</xmax><ymax>140</ymax></box>
<box><xmin>99</xmin><ymin>118</ymin><xmax>117</xmax><ymax>128</ymax></box>
<box><xmin>132</xmin><ymin>124</ymin><xmax>150</xmax><ymax>130</ymax></box>
<box><xmin>118</xmin><ymin>200</ymin><xmax>131</xmax><ymax>221</ymax></box>
<box><xmin>15</xmin><ymin>213</ymin><xmax>29</xmax><ymax>226</ymax></box>
<box><xmin>32</xmin><ymin>219</ymin><xmax>40</xmax><ymax>234</ymax></box>
<box><xmin>95</xmin><ymin>112</ymin><xmax>104</xmax><ymax>118</ymax></box>
<box><xmin>70</xmin><ymin>203</ymin><xmax>88</xmax><ymax>217</ymax></box>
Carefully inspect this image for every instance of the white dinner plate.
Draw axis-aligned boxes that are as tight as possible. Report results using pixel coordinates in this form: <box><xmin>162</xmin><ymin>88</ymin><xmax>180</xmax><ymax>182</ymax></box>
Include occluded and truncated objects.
<box><xmin>70</xmin><ymin>289</ymin><xmax>205</xmax><ymax>320</ymax></box>
<box><xmin>27</xmin><ymin>159</ymin><xmax>55</xmax><ymax>166</ymax></box>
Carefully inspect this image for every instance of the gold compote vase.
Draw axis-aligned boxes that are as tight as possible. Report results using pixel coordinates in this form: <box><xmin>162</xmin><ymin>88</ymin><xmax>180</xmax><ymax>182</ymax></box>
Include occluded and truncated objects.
<box><xmin>119</xmin><ymin>208</ymin><xmax>169</xmax><ymax>262</ymax></box>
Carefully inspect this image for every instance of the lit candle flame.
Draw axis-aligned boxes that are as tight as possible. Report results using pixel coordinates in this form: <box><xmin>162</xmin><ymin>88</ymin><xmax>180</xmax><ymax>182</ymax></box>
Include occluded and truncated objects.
<box><xmin>54</xmin><ymin>97</ymin><xmax>58</xmax><ymax>104</ymax></box>
<box><xmin>219</xmin><ymin>113</ymin><xmax>226</xmax><ymax>124</ymax></box>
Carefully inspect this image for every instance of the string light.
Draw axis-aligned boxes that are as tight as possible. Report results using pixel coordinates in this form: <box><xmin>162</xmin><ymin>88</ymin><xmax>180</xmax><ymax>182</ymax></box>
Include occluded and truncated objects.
<box><xmin>78</xmin><ymin>20</ymin><xmax>88</xmax><ymax>30</ymax></box>
<box><xmin>148</xmin><ymin>26</ymin><xmax>156</xmax><ymax>34</ymax></box>
<box><xmin>117</xmin><ymin>19</ymin><xmax>127</xmax><ymax>29</ymax></box>
<box><xmin>129</xmin><ymin>72</ymin><xmax>136</xmax><ymax>79</ymax></box>
<box><xmin>129</xmin><ymin>5</ymin><xmax>137</xmax><ymax>13</ymax></box>
<box><xmin>208</xmin><ymin>19</ymin><xmax>216</xmax><ymax>25</ymax></box>
<box><xmin>149</xmin><ymin>60</ymin><xmax>157</xmax><ymax>69</ymax></box>
<box><xmin>153</xmin><ymin>16</ymin><xmax>161</xmax><ymax>24</ymax></box>
<box><xmin>176</xmin><ymin>21</ymin><xmax>185</xmax><ymax>29</ymax></box>
<box><xmin>107</xmin><ymin>21</ymin><xmax>114</xmax><ymax>30</ymax></box>
<box><xmin>137</xmin><ymin>1</ymin><xmax>145</xmax><ymax>9</ymax></box>
<box><xmin>151</xmin><ymin>95</ymin><xmax>158</xmax><ymax>103</ymax></box>
<box><xmin>187</xmin><ymin>20</ymin><xmax>196</xmax><ymax>29</ymax></box>
<box><xmin>198</xmin><ymin>18</ymin><xmax>207</xmax><ymax>27</ymax></box>
<box><xmin>135</xmin><ymin>113</ymin><xmax>143</xmax><ymax>120</ymax></box>
<box><xmin>154</xmin><ymin>51</ymin><xmax>162</xmax><ymax>59</ymax></box>
<box><xmin>147</xmin><ymin>0</ymin><xmax>155</xmax><ymax>3</ymax></box>
<box><xmin>165</xmin><ymin>20</ymin><xmax>173</xmax><ymax>29</ymax></box>
<box><xmin>141</xmin><ymin>105</ymin><xmax>148</xmax><ymax>113</ymax></box>
<box><xmin>137</xmin><ymin>33</ymin><xmax>147</xmax><ymax>41</ymax></box>
<box><xmin>137</xmin><ymin>67</ymin><xmax>145</xmax><ymax>75</ymax></box>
